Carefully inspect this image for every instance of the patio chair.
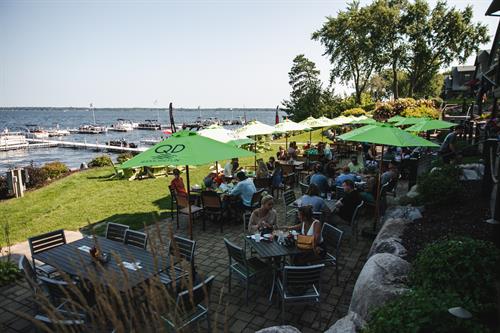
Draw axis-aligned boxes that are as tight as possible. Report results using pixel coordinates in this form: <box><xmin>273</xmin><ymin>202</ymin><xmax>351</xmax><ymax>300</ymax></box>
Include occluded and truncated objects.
<box><xmin>335</xmin><ymin>185</ymin><xmax>345</xmax><ymax>200</ymax></box>
<box><xmin>320</xmin><ymin>224</ymin><xmax>343</xmax><ymax>285</ymax></box>
<box><xmin>245</xmin><ymin>189</ymin><xmax>264</xmax><ymax>213</ymax></box>
<box><xmin>348</xmin><ymin>201</ymin><xmax>365</xmax><ymax>242</ymax></box>
<box><xmin>253</xmin><ymin>177</ymin><xmax>272</xmax><ymax>193</ymax></box>
<box><xmin>19</xmin><ymin>255</ymin><xmax>42</xmax><ymax>296</ymax></box>
<box><xmin>175</xmin><ymin>193</ymin><xmax>204</xmax><ymax>231</ymax></box>
<box><xmin>28</xmin><ymin>229</ymin><xmax>66</xmax><ymax>278</ymax></box>
<box><xmin>276</xmin><ymin>264</ymin><xmax>325</xmax><ymax>324</ymax></box>
<box><xmin>124</xmin><ymin>230</ymin><xmax>148</xmax><ymax>250</ymax></box>
<box><xmin>160</xmin><ymin>275</ymin><xmax>215</xmax><ymax>333</ymax></box>
<box><xmin>242</xmin><ymin>211</ymin><xmax>252</xmax><ymax>234</ymax></box>
<box><xmin>168</xmin><ymin>235</ymin><xmax>197</xmax><ymax>279</ymax></box>
<box><xmin>283</xmin><ymin>190</ymin><xmax>298</xmax><ymax>223</ymax></box>
<box><xmin>201</xmin><ymin>191</ymin><xmax>224</xmax><ymax>232</ymax></box>
<box><xmin>224</xmin><ymin>238</ymin><xmax>270</xmax><ymax>304</ymax></box>
<box><xmin>299</xmin><ymin>182</ymin><xmax>309</xmax><ymax>195</ymax></box>
<box><xmin>105</xmin><ymin>222</ymin><xmax>129</xmax><ymax>243</ymax></box>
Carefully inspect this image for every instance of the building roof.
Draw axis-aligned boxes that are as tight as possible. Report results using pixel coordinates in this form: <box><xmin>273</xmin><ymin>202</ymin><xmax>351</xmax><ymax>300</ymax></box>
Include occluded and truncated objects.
<box><xmin>486</xmin><ymin>0</ymin><xmax>500</xmax><ymax>16</ymax></box>
<box><xmin>454</xmin><ymin>65</ymin><xmax>476</xmax><ymax>72</ymax></box>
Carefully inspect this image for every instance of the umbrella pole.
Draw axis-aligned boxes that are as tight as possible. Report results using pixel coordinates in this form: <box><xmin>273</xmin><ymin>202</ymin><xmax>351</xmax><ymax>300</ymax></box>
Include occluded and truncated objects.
<box><xmin>186</xmin><ymin>165</ymin><xmax>193</xmax><ymax>239</ymax></box>
<box><xmin>374</xmin><ymin>145</ymin><xmax>384</xmax><ymax>232</ymax></box>
<box><xmin>285</xmin><ymin>134</ymin><xmax>288</xmax><ymax>151</ymax></box>
<box><xmin>254</xmin><ymin>135</ymin><xmax>257</xmax><ymax>171</ymax></box>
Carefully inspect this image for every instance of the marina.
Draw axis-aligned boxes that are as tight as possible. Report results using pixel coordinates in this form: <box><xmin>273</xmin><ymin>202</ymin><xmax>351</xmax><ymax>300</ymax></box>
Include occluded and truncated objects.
<box><xmin>26</xmin><ymin>138</ymin><xmax>146</xmax><ymax>153</ymax></box>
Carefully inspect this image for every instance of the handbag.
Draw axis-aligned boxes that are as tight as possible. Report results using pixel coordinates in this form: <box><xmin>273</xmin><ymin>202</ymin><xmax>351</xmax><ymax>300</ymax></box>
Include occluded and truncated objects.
<box><xmin>296</xmin><ymin>235</ymin><xmax>315</xmax><ymax>250</ymax></box>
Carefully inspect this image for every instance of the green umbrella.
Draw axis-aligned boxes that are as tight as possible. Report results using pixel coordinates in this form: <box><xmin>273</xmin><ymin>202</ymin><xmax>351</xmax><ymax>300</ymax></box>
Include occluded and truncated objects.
<box><xmin>394</xmin><ymin>117</ymin><xmax>426</xmax><ymax>127</ymax></box>
<box><xmin>387</xmin><ymin>115</ymin><xmax>406</xmax><ymax>123</ymax></box>
<box><xmin>405</xmin><ymin>119</ymin><xmax>457</xmax><ymax>132</ymax></box>
<box><xmin>338</xmin><ymin>123</ymin><xmax>437</xmax><ymax>230</ymax></box>
<box><xmin>352</xmin><ymin>117</ymin><xmax>377</xmax><ymax>125</ymax></box>
<box><xmin>122</xmin><ymin>130</ymin><xmax>254</xmax><ymax>238</ymax></box>
<box><xmin>229</xmin><ymin>138</ymin><xmax>255</xmax><ymax>147</ymax></box>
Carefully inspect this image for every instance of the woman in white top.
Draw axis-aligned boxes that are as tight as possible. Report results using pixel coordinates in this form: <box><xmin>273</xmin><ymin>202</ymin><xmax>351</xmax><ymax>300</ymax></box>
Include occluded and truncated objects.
<box><xmin>288</xmin><ymin>205</ymin><xmax>325</xmax><ymax>263</ymax></box>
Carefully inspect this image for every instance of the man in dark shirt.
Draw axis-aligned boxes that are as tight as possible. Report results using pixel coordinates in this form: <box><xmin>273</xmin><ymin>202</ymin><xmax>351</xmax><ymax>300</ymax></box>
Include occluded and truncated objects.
<box><xmin>439</xmin><ymin>125</ymin><xmax>464</xmax><ymax>164</ymax></box>
<box><xmin>334</xmin><ymin>179</ymin><xmax>362</xmax><ymax>223</ymax></box>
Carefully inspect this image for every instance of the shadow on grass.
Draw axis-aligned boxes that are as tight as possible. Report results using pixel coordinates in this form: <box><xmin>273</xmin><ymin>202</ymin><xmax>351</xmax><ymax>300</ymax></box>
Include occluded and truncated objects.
<box><xmin>80</xmin><ymin>211</ymin><xmax>171</xmax><ymax>236</ymax></box>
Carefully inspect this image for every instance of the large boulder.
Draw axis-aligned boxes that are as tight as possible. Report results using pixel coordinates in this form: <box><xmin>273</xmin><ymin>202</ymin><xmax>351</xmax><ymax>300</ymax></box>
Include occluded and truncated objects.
<box><xmin>460</xmin><ymin>168</ymin><xmax>480</xmax><ymax>181</ymax></box>
<box><xmin>324</xmin><ymin>311</ymin><xmax>366</xmax><ymax>333</ymax></box>
<box><xmin>349</xmin><ymin>253</ymin><xmax>411</xmax><ymax>321</ymax></box>
<box><xmin>383</xmin><ymin>205</ymin><xmax>423</xmax><ymax>222</ymax></box>
<box><xmin>368</xmin><ymin>218</ymin><xmax>411</xmax><ymax>259</ymax></box>
<box><xmin>406</xmin><ymin>184</ymin><xmax>419</xmax><ymax>199</ymax></box>
<box><xmin>257</xmin><ymin>326</ymin><xmax>301</xmax><ymax>333</ymax></box>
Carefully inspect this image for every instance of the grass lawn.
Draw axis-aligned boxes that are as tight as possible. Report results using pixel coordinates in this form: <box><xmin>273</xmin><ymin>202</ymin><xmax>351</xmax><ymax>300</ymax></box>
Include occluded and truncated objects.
<box><xmin>1</xmin><ymin>129</ymin><xmax>327</xmax><ymax>245</ymax></box>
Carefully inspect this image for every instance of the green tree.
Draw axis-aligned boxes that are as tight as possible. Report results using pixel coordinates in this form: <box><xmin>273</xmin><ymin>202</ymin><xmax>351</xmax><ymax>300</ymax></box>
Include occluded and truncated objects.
<box><xmin>403</xmin><ymin>0</ymin><xmax>489</xmax><ymax>97</ymax></box>
<box><xmin>282</xmin><ymin>54</ymin><xmax>323</xmax><ymax>121</ymax></box>
<box><xmin>312</xmin><ymin>1</ymin><xmax>385</xmax><ymax>104</ymax></box>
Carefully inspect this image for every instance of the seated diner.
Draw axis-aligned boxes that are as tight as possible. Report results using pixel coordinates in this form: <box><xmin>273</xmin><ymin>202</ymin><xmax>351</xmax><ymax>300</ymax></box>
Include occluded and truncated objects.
<box><xmin>247</xmin><ymin>195</ymin><xmax>278</xmax><ymax>233</ymax></box>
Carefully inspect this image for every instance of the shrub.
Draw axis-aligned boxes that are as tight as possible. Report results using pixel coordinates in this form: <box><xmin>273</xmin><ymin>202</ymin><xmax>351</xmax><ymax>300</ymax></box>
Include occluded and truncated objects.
<box><xmin>364</xmin><ymin>289</ymin><xmax>490</xmax><ymax>333</ymax></box>
<box><xmin>361</xmin><ymin>103</ymin><xmax>376</xmax><ymax>112</ymax></box>
<box><xmin>24</xmin><ymin>163</ymin><xmax>49</xmax><ymax>189</ymax></box>
<box><xmin>410</xmin><ymin>237</ymin><xmax>500</xmax><ymax>308</ymax></box>
<box><xmin>89</xmin><ymin>155</ymin><xmax>113</xmax><ymax>168</ymax></box>
<box><xmin>41</xmin><ymin>161</ymin><xmax>69</xmax><ymax>179</ymax></box>
<box><xmin>373</xmin><ymin>98</ymin><xmax>438</xmax><ymax>121</ymax></box>
<box><xmin>417</xmin><ymin>164</ymin><xmax>464</xmax><ymax>206</ymax></box>
<box><xmin>117</xmin><ymin>152</ymin><xmax>134</xmax><ymax>164</ymax></box>
<box><xmin>342</xmin><ymin>108</ymin><xmax>367</xmax><ymax>117</ymax></box>
<box><xmin>401</xmin><ymin>105</ymin><xmax>440</xmax><ymax>119</ymax></box>
<box><xmin>0</xmin><ymin>260</ymin><xmax>20</xmax><ymax>287</ymax></box>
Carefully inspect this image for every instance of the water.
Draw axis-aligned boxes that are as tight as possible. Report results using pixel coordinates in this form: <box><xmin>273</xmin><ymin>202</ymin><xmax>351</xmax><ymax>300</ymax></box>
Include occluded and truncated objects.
<box><xmin>0</xmin><ymin>107</ymin><xmax>285</xmax><ymax>172</ymax></box>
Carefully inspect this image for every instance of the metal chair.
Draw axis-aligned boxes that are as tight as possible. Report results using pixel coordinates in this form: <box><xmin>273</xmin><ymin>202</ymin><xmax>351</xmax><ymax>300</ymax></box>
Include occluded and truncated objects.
<box><xmin>28</xmin><ymin>229</ymin><xmax>66</xmax><ymax>278</ymax></box>
<box><xmin>320</xmin><ymin>224</ymin><xmax>343</xmax><ymax>285</ymax></box>
<box><xmin>124</xmin><ymin>230</ymin><xmax>148</xmax><ymax>249</ymax></box>
<box><xmin>175</xmin><ymin>193</ymin><xmax>204</xmax><ymax>230</ymax></box>
<box><xmin>169</xmin><ymin>235</ymin><xmax>197</xmax><ymax>279</ymax></box>
<box><xmin>253</xmin><ymin>177</ymin><xmax>272</xmax><ymax>192</ymax></box>
<box><xmin>276</xmin><ymin>264</ymin><xmax>325</xmax><ymax>323</ymax></box>
<box><xmin>335</xmin><ymin>185</ymin><xmax>345</xmax><ymax>200</ymax></box>
<box><xmin>224</xmin><ymin>238</ymin><xmax>270</xmax><ymax>304</ymax></box>
<box><xmin>160</xmin><ymin>275</ymin><xmax>215</xmax><ymax>332</ymax></box>
<box><xmin>299</xmin><ymin>182</ymin><xmax>309</xmax><ymax>195</ymax></box>
<box><xmin>242</xmin><ymin>211</ymin><xmax>252</xmax><ymax>234</ymax></box>
<box><xmin>246</xmin><ymin>189</ymin><xmax>264</xmax><ymax>212</ymax></box>
<box><xmin>350</xmin><ymin>201</ymin><xmax>365</xmax><ymax>242</ymax></box>
<box><xmin>283</xmin><ymin>190</ymin><xmax>298</xmax><ymax>223</ymax></box>
<box><xmin>19</xmin><ymin>255</ymin><xmax>42</xmax><ymax>295</ymax></box>
<box><xmin>105</xmin><ymin>222</ymin><xmax>129</xmax><ymax>242</ymax></box>
<box><xmin>201</xmin><ymin>191</ymin><xmax>224</xmax><ymax>232</ymax></box>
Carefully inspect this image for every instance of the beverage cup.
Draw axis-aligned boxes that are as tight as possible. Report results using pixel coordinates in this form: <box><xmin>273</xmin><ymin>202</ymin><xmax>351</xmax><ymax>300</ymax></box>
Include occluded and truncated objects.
<box><xmin>327</xmin><ymin>192</ymin><xmax>332</xmax><ymax>201</ymax></box>
<box><xmin>254</xmin><ymin>232</ymin><xmax>261</xmax><ymax>242</ymax></box>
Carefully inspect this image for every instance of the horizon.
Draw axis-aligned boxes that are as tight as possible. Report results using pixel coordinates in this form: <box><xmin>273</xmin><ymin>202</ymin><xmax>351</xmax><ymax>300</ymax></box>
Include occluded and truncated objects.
<box><xmin>1</xmin><ymin>0</ymin><xmax>498</xmax><ymax>108</ymax></box>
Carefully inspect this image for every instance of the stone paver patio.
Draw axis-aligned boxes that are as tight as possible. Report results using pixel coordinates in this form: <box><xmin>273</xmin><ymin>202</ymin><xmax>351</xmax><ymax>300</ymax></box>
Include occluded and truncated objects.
<box><xmin>1</xmin><ymin>187</ymin><xmax>375</xmax><ymax>332</ymax></box>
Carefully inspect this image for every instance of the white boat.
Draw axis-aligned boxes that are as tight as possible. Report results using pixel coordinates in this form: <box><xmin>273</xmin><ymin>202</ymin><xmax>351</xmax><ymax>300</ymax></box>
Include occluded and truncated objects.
<box><xmin>77</xmin><ymin>124</ymin><xmax>108</xmax><ymax>134</ymax></box>
<box><xmin>48</xmin><ymin>125</ymin><xmax>70</xmax><ymax>137</ymax></box>
<box><xmin>25</xmin><ymin>125</ymin><xmax>49</xmax><ymax>139</ymax></box>
<box><xmin>0</xmin><ymin>131</ymin><xmax>28</xmax><ymax>151</ymax></box>
<box><xmin>108</xmin><ymin>119</ymin><xmax>134</xmax><ymax>132</ymax></box>
<box><xmin>137</xmin><ymin>120</ymin><xmax>161</xmax><ymax>130</ymax></box>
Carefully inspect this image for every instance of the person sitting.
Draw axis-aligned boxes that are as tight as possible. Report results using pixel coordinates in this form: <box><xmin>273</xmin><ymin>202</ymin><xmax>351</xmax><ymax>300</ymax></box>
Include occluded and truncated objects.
<box><xmin>256</xmin><ymin>158</ymin><xmax>270</xmax><ymax>179</ymax></box>
<box><xmin>325</xmin><ymin>128</ymin><xmax>335</xmax><ymax>140</ymax></box>
<box><xmin>287</xmin><ymin>142</ymin><xmax>297</xmax><ymax>159</ymax></box>
<box><xmin>309</xmin><ymin>163</ymin><xmax>330</xmax><ymax>196</ymax></box>
<box><xmin>229</xmin><ymin>171</ymin><xmax>257</xmax><ymax>208</ymax></box>
<box><xmin>347</xmin><ymin>155</ymin><xmax>363</xmax><ymax>173</ymax></box>
<box><xmin>381</xmin><ymin>162</ymin><xmax>398</xmax><ymax>186</ymax></box>
<box><xmin>203</xmin><ymin>171</ymin><xmax>217</xmax><ymax>190</ymax></box>
<box><xmin>335</xmin><ymin>166</ymin><xmax>360</xmax><ymax>187</ymax></box>
<box><xmin>299</xmin><ymin>183</ymin><xmax>330</xmax><ymax>213</ymax></box>
<box><xmin>277</xmin><ymin>146</ymin><xmax>287</xmax><ymax>161</ymax></box>
<box><xmin>307</xmin><ymin>145</ymin><xmax>319</xmax><ymax>155</ymax></box>
<box><xmin>247</xmin><ymin>195</ymin><xmax>278</xmax><ymax>234</ymax></box>
<box><xmin>271</xmin><ymin>163</ymin><xmax>283</xmax><ymax>196</ymax></box>
<box><xmin>266</xmin><ymin>156</ymin><xmax>276</xmax><ymax>171</ymax></box>
<box><xmin>333</xmin><ymin>179</ymin><xmax>362</xmax><ymax>223</ymax></box>
<box><xmin>303</xmin><ymin>141</ymin><xmax>311</xmax><ymax>150</ymax></box>
<box><xmin>383</xmin><ymin>147</ymin><xmax>396</xmax><ymax>161</ymax></box>
<box><xmin>223</xmin><ymin>158</ymin><xmax>239</xmax><ymax>178</ymax></box>
<box><xmin>439</xmin><ymin>125</ymin><xmax>464</xmax><ymax>164</ymax></box>
<box><xmin>287</xmin><ymin>205</ymin><xmax>325</xmax><ymax>263</ymax></box>
<box><xmin>323</xmin><ymin>142</ymin><xmax>333</xmax><ymax>161</ymax></box>
<box><xmin>323</xmin><ymin>159</ymin><xmax>339</xmax><ymax>179</ymax></box>
<box><xmin>170</xmin><ymin>168</ymin><xmax>188</xmax><ymax>197</ymax></box>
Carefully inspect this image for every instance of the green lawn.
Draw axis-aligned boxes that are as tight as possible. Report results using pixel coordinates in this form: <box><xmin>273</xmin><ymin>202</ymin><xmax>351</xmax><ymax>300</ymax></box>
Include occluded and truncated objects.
<box><xmin>1</xmin><ymin>129</ymin><xmax>327</xmax><ymax>245</ymax></box>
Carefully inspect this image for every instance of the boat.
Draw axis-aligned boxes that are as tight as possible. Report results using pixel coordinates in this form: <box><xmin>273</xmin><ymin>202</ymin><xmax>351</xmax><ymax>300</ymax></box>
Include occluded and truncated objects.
<box><xmin>25</xmin><ymin>125</ymin><xmax>49</xmax><ymax>139</ymax></box>
<box><xmin>136</xmin><ymin>120</ymin><xmax>161</xmax><ymax>130</ymax></box>
<box><xmin>47</xmin><ymin>124</ymin><xmax>70</xmax><ymax>137</ymax></box>
<box><xmin>77</xmin><ymin>124</ymin><xmax>108</xmax><ymax>134</ymax></box>
<box><xmin>108</xmin><ymin>119</ymin><xmax>134</xmax><ymax>132</ymax></box>
<box><xmin>0</xmin><ymin>130</ymin><xmax>28</xmax><ymax>151</ymax></box>
<box><xmin>106</xmin><ymin>139</ymin><xmax>137</xmax><ymax>148</ymax></box>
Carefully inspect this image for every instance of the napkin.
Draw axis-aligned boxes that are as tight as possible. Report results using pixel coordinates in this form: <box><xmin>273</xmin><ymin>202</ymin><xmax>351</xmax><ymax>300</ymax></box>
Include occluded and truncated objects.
<box><xmin>121</xmin><ymin>261</ymin><xmax>142</xmax><ymax>271</ymax></box>
<box><xmin>78</xmin><ymin>245</ymin><xmax>92</xmax><ymax>253</ymax></box>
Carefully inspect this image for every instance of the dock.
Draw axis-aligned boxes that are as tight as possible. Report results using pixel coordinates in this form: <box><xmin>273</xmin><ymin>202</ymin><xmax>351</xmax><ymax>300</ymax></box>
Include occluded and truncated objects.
<box><xmin>26</xmin><ymin>139</ymin><xmax>147</xmax><ymax>153</ymax></box>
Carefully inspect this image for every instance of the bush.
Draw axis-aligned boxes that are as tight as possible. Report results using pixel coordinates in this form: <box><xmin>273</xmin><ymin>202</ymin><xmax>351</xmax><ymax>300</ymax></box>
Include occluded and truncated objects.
<box><xmin>89</xmin><ymin>155</ymin><xmax>113</xmax><ymax>168</ymax></box>
<box><xmin>41</xmin><ymin>161</ymin><xmax>69</xmax><ymax>179</ymax></box>
<box><xmin>24</xmin><ymin>163</ymin><xmax>49</xmax><ymax>189</ymax></box>
<box><xmin>0</xmin><ymin>260</ymin><xmax>20</xmax><ymax>287</ymax></box>
<box><xmin>373</xmin><ymin>98</ymin><xmax>438</xmax><ymax>121</ymax></box>
<box><xmin>364</xmin><ymin>289</ymin><xmax>490</xmax><ymax>333</ymax></box>
<box><xmin>342</xmin><ymin>107</ymin><xmax>367</xmax><ymax>117</ymax></box>
<box><xmin>410</xmin><ymin>237</ymin><xmax>500</xmax><ymax>308</ymax></box>
<box><xmin>401</xmin><ymin>105</ymin><xmax>440</xmax><ymax>119</ymax></box>
<box><xmin>117</xmin><ymin>152</ymin><xmax>134</xmax><ymax>164</ymax></box>
<box><xmin>417</xmin><ymin>165</ymin><xmax>464</xmax><ymax>206</ymax></box>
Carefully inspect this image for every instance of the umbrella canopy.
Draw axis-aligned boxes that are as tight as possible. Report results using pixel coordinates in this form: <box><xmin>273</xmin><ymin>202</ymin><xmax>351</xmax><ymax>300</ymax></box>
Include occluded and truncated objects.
<box><xmin>229</xmin><ymin>138</ymin><xmax>255</xmax><ymax>147</ymax></box>
<box><xmin>122</xmin><ymin>130</ymin><xmax>254</xmax><ymax>168</ymax></box>
<box><xmin>387</xmin><ymin>115</ymin><xmax>406</xmax><ymax>123</ymax></box>
<box><xmin>315</xmin><ymin>116</ymin><xmax>335</xmax><ymax>126</ymax></box>
<box><xmin>274</xmin><ymin>119</ymin><xmax>310</xmax><ymax>132</ymax></box>
<box><xmin>299</xmin><ymin>116</ymin><xmax>328</xmax><ymax>128</ymax></box>
<box><xmin>330</xmin><ymin>115</ymin><xmax>354</xmax><ymax>126</ymax></box>
<box><xmin>405</xmin><ymin>119</ymin><xmax>457</xmax><ymax>132</ymax></box>
<box><xmin>197</xmin><ymin>125</ymin><xmax>238</xmax><ymax>143</ymax></box>
<box><xmin>394</xmin><ymin>117</ymin><xmax>427</xmax><ymax>127</ymax></box>
<box><xmin>352</xmin><ymin>117</ymin><xmax>377</xmax><ymax>125</ymax></box>
<box><xmin>337</xmin><ymin>123</ymin><xmax>439</xmax><ymax>147</ymax></box>
<box><xmin>234</xmin><ymin>120</ymin><xmax>279</xmax><ymax>137</ymax></box>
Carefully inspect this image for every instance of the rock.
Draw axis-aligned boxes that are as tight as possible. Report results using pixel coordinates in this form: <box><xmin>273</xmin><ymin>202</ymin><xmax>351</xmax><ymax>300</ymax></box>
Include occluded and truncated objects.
<box><xmin>368</xmin><ymin>218</ymin><xmax>411</xmax><ymax>259</ymax></box>
<box><xmin>460</xmin><ymin>168</ymin><xmax>480</xmax><ymax>181</ymax></box>
<box><xmin>257</xmin><ymin>326</ymin><xmax>301</xmax><ymax>333</ymax></box>
<box><xmin>349</xmin><ymin>253</ymin><xmax>410</xmax><ymax>321</ymax></box>
<box><xmin>459</xmin><ymin>163</ymin><xmax>485</xmax><ymax>178</ymax></box>
<box><xmin>406</xmin><ymin>184</ymin><xmax>419</xmax><ymax>198</ymax></box>
<box><xmin>324</xmin><ymin>311</ymin><xmax>366</xmax><ymax>333</ymax></box>
<box><xmin>384</xmin><ymin>206</ymin><xmax>422</xmax><ymax>221</ymax></box>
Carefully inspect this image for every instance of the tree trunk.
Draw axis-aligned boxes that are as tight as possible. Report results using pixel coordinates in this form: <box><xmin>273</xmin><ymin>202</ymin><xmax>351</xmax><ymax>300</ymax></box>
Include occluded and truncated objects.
<box><xmin>392</xmin><ymin>59</ymin><xmax>399</xmax><ymax>100</ymax></box>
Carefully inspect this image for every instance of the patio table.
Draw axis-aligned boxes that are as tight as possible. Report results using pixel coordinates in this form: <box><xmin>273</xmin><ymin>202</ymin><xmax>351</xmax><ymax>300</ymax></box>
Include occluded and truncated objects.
<box><xmin>245</xmin><ymin>235</ymin><xmax>304</xmax><ymax>302</ymax></box>
<box><xmin>292</xmin><ymin>197</ymin><xmax>337</xmax><ymax>212</ymax></box>
<box><xmin>33</xmin><ymin>236</ymin><xmax>180</xmax><ymax>292</ymax></box>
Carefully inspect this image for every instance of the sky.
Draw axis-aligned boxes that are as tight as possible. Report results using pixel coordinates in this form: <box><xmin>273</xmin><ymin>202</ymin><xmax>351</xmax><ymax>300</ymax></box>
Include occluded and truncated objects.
<box><xmin>0</xmin><ymin>0</ymin><xmax>498</xmax><ymax>108</ymax></box>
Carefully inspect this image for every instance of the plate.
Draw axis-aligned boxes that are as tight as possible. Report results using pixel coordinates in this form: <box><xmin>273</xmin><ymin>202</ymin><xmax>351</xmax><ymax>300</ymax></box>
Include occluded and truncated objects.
<box><xmin>263</xmin><ymin>233</ymin><xmax>272</xmax><ymax>239</ymax></box>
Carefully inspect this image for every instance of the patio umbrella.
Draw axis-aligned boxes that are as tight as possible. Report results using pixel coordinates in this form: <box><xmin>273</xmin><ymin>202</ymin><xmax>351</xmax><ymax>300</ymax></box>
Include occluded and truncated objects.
<box><xmin>300</xmin><ymin>116</ymin><xmax>330</xmax><ymax>142</ymax></box>
<box><xmin>274</xmin><ymin>119</ymin><xmax>309</xmax><ymax>148</ymax></box>
<box><xmin>338</xmin><ymin>123</ymin><xmax>438</xmax><ymax>230</ymax></box>
<box><xmin>352</xmin><ymin>117</ymin><xmax>377</xmax><ymax>125</ymax></box>
<box><xmin>235</xmin><ymin>120</ymin><xmax>281</xmax><ymax>169</ymax></box>
<box><xmin>394</xmin><ymin>117</ymin><xmax>427</xmax><ymax>127</ymax></box>
<box><xmin>229</xmin><ymin>138</ymin><xmax>255</xmax><ymax>147</ymax></box>
<box><xmin>198</xmin><ymin>125</ymin><xmax>237</xmax><ymax>143</ymax></box>
<box><xmin>121</xmin><ymin>130</ymin><xmax>254</xmax><ymax>239</ymax></box>
<box><xmin>405</xmin><ymin>119</ymin><xmax>457</xmax><ymax>132</ymax></box>
<box><xmin>387</xmin><ymin>115</ymin><xmax>405</xmax><ymax>123</ymax></box>
<box><xmin>330</xmin><ymin>115</ymin><xmax>354</xmax><ymax>126</ymax></box>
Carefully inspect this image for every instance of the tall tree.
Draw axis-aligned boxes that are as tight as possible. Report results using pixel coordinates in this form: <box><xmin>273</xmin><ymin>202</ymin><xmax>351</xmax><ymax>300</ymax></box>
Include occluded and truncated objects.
<box><xmin>312</xmin><ymin>1</ymin><xmax>385</xmax><ymax>104</ymax></box>
<box><xmin>403</xmin><ymin>0</ymin><xmax>489</xmax><ymax>97</ymax></box>
<box><xmin>282</xmin><ymin>54</ymin><xmax>322</xmax><ymax>121</ymax></box>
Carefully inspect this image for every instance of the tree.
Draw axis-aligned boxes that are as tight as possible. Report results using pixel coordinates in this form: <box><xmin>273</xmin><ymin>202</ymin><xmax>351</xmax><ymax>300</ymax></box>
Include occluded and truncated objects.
<box><xmin>282</xmin><ymin>54</ymin><xmax>323</xmax><ymax>121</ymax></box>
<box><xmin>403</xmin><ymin>0</ymin><xmax>489</xmax><ymax>97</ymax></box>
<box><xmin>312</xmin><ymin>1</ymin><xmax>385</xmax><ymax>104</ymax></box>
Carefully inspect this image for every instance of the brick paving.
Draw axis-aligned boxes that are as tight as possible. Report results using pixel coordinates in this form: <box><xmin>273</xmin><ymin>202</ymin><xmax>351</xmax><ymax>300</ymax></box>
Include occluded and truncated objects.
<box><xmin>0</xmin><ymin>188</ymin><xmax>375</xmax><ymax>332</ymax></box>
